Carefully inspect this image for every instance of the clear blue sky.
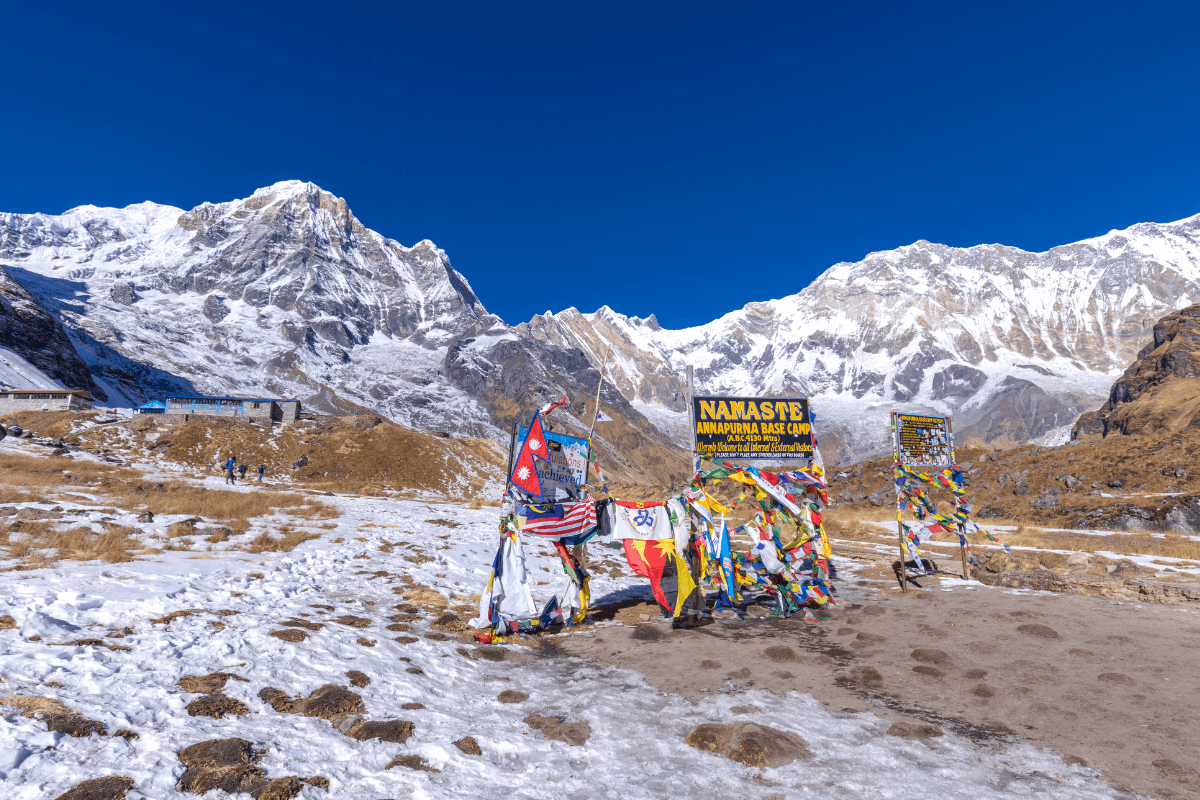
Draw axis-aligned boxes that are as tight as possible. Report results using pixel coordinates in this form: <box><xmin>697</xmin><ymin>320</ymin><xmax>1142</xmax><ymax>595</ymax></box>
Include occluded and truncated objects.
<box><xmin>3</xmin><ymin>2</ymin><xmax>1198</xmax><ymax>329</ymax></box>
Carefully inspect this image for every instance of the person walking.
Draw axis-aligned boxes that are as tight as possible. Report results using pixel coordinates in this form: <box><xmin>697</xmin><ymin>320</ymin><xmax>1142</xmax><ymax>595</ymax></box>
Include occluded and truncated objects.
<box><xmin>224</xmin><ymin>455</ymin><xmax>237</xmax><ymax>485</ymax></box>
<box><xmin>238</xmin><ymin>463</ymin><xmax>247</xmax><ymax>481</ymax></box>
<box><xmin>257</xmin><ymin>464</ymin><xmax>265</xmax><ymax>482</ymax></box>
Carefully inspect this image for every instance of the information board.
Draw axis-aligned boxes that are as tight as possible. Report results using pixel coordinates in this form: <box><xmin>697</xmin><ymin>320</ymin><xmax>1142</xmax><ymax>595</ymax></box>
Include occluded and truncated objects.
<box><xmin>515</xmin><ymin>426</ymin><xmax>590</xmax><ymax>500</ymax></box>
<box><xmin>691</xmin><ymin>396</ymin><xmax>812</xmax><ymax>461</ymax></box>
<box><xmin>892</xmin><ymin>412</ymin><xmax>955</xmax><ymax>468</ymax></box>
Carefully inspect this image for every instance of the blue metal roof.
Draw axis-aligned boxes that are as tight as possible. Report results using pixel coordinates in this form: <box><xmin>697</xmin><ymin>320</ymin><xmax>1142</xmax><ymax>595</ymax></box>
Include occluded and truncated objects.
<box><xmin>165</xmin><ymin>396</ymin><xmax>283</xmax><ymax>402</ymax></box>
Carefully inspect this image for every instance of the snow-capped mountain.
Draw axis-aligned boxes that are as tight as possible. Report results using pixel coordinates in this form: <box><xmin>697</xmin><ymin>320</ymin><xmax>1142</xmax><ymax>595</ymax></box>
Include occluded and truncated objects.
<box><xmin>2</xmin><ymin>180</ymin><xmax>1198</xmax><ymax>466</ymax></box>
<box><xmin>0</xmin><ymin>181</ymin><xmax>499</xmax><ymax>423</ymax></box>
<box><xmin>0</xmin><ymin>181</ymin><xmax>688</xmax><ymax>484</ymax></box>
<box><xmin>522</xmin><ymin>215</ymin><xmax>1200</xmax><ymax>461</ymax></box>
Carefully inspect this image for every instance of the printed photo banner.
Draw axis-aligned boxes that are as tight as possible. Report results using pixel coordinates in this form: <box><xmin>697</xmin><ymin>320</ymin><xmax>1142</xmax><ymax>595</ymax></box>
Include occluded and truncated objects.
<box><xmin>692</xmin><ymin>396</ymin><xmax>813</xmax><ymax>461</ymax></box>
<box><xmin>892</xmin><ymin>411</ymin><xmax>956</xmax><ymax>468</ymax></box>
<box><xmin>515</xmin><ymin>426</ymin><xmax>590</xmax><ymax>500</ymax></box>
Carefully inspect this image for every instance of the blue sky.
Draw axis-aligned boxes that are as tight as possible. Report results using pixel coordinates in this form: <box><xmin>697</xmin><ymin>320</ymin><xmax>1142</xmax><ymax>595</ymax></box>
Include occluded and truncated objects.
<box><xmin>3</xmin><ymin>2</ymin><xmax>1198</xmax><ymax>329</ymax></box>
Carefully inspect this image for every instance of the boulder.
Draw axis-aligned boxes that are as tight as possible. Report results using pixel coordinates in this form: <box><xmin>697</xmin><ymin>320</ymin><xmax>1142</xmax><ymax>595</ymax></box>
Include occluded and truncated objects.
<box><xmin>685</xmin><ymin>721</ymin><xmax>811</xmax><ymax>767</ymax></box>
<box><xmin>524</xmin><ymin>713</ymin><xmax>591</xmax><ymax>746</ymax></box>
<box><xmin>53</xmin><ymin>776</ymin><xmax>135</xmax><ymax>800</ymax></box>
<box><xmin>1013</xmin><ymin>482</ymin><xmax>1029</xmax><ymax>496</ymax></box>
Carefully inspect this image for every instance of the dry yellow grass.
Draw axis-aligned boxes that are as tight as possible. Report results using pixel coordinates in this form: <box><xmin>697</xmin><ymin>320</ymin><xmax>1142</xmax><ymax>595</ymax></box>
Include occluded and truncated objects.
<box><xmin>2</xmin><ymin>522</ymin><xmax>137</xmax><ymax>569</ymax></box>
<box><xmin>0</xmin><ymin>694</ymin><xmax>75</xmax><ymax>717</ymax></box>
<box><xmin>116</xmin><ymin>484</ymin><xmax>337</xmax><ymax>521</ymax></box>
<box><xmin>243</xmin><ymin>527</ymin><xmax>320</xmax><ymax>554</ymax></box>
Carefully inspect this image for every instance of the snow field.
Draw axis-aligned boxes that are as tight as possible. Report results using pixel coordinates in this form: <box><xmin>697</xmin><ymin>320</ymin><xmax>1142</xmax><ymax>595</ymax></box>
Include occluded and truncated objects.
<box><xmin>0</xmin><ymin>496</ymin><xmax>1128</xmax><ymax>798</ymax></box>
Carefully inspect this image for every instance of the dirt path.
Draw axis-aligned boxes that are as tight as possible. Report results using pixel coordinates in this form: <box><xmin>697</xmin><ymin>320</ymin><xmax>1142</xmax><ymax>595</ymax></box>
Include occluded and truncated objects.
<box><xmin>559</xmin><ymin>582</ymin><xmax>1200</xmax><ymax>800</ymax></box>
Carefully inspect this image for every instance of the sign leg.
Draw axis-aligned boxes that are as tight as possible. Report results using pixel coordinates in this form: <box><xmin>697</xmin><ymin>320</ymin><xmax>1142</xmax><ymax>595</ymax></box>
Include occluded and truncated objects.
<box><xmin>958</xmin><ymin>523</ymin><xmax>970</xmax><ymax>580</ymax></box>
<box><xmin>896</xmin><ymin>517</ymin><xmax>908</xmax><ymax>593</ymax></box>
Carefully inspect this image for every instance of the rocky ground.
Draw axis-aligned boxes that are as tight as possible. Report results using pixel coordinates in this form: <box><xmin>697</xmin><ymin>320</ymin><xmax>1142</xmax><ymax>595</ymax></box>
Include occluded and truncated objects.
<box><xmin>3</xmin><ymin>398</ymin><xmax>1200</xmax><ymax>797</ymax></box>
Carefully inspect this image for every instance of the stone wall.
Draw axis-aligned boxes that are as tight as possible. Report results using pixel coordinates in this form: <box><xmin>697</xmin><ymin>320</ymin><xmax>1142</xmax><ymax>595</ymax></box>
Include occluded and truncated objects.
<box><xmin>0</xmin><ymin>394</ymin><xmax>91</xmax><ymax>413</ymax></box>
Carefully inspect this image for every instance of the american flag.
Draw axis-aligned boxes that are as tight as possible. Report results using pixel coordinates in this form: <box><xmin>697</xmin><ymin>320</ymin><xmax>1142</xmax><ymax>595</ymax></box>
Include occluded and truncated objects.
<box><xmin>518</xmin><ymin>501</ymin><xmax>598</xmax><ymax>540</ymax></box>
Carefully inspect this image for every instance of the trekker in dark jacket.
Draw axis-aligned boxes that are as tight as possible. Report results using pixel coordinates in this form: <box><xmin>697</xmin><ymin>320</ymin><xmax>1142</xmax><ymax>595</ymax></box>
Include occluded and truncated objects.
<box><xmin>225</xmin><ymin>456</ymin><xmax>237</xmax><ymax>485</ymax></box>
<box><xmin>238</xmin><ymin>463</ymin><xmax>247</xmax><ymax>480</ymax></box>
<box><xmin>257</xmin><ymin>464</ymin><xmax>266</xmax><ymax>482</ymax></box>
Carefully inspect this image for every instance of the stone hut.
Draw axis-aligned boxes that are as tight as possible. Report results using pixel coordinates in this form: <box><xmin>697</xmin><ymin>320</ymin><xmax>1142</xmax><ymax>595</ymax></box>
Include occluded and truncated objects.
<box><xmin>0</xmin><ymin>389</ymin><xmax>94</xmax><ymax>413</ymax></box>
<box><xmin>136</xmin><ymin>395</ymin><xmax>301</xmax><ymax>426</ymax></box>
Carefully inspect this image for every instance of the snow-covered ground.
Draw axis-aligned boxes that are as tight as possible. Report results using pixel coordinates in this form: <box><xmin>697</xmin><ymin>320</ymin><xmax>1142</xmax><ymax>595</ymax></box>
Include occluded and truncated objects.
<box><xmin>0</xmin><ymin>488</ymin><xmax>1133</xmax><ymax>799</ymax></box>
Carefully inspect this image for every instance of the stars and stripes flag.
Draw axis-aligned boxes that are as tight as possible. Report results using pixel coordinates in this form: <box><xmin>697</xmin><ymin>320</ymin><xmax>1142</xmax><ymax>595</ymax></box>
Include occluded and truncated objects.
<box><xmin>518</xmin><ymin>500</ymin><xmax>598</xmax><ymax>540</ymax></box>
<box><xmin>511</xmin><ymin>410</ymin><xmax>551</xmax><ymax>496</ymax></box>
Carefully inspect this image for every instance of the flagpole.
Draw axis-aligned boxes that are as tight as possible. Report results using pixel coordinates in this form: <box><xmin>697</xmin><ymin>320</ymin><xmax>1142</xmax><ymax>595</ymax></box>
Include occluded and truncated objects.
<box><xmin>586</xmin><ymin>344</ymin><xmax>613</xmax><ymax>442</ymax></box>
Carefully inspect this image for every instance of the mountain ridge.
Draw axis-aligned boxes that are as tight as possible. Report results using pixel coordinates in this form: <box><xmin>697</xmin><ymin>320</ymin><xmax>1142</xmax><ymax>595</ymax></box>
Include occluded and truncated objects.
<box><xmin>1</xmin><ymin>180</ymin><xmax>1198</xmax><ymax>468</ymax></box>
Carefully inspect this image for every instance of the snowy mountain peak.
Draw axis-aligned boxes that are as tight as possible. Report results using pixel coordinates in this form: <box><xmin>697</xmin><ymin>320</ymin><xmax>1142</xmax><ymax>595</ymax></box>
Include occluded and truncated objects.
<box><xmin>527</xmin><ymin>210</ymin><xmax>1200</xmax><ymax>461</ymax></box>
<box><xmin>1</xmin><ymin>181</ymin><xmax>1198</xmax><ymax>466</ymax></box>
<box><xmin>0</xmin><ymin>181</ymin><xmax>496</xmax><ymax>420</ymax></box>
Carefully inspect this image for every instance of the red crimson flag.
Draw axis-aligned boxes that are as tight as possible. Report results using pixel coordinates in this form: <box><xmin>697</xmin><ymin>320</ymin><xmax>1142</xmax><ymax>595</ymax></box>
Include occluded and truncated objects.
<box><xmin>511</xmin><ymin>411</ymin><xmax>551</xmax><ymax>496</ymax></box>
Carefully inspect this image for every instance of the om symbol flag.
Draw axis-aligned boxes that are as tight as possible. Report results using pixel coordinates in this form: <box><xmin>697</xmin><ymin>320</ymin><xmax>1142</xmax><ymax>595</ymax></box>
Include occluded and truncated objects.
<box><xmin>615</xmin><ymin>501</ymin><xmax>671</xmax><ymax>541</ymax></box>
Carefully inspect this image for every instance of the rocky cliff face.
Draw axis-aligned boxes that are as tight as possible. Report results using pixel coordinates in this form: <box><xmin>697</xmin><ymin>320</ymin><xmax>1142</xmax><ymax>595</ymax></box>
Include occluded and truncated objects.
<box><xmin>1073</xmin><ymin>304</ymin><xmax>1200</xmax><ymax>438</ymax></box>
<box><xmin>0</xmin><ymin>267</ymin><xmax>103</xmax><ymax>398</ymax></box>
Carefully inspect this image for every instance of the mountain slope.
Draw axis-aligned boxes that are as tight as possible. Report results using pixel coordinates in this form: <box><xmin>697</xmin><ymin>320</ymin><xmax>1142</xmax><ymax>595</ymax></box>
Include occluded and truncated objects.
<box><xmin>3</xmin><ymin>180</ymin><xmax>1199</xmax><ymax>471</ymax></box>
<box><xmin>0</xmin><ymin>267</ymin><xmax>102</xmax><ymax>397</ymax></box>
<box><xmin>1072</xmin><ymin>303</ymin><xmax>1200</xmax><ymax>438</ymax></box>
<box><xmin>526</xmin><ymin>215</ymin><xmax>1200</xmax><ymax>461</ymax></box>
<box><xmin>0</xmin><ymin>182</ymin><xmax>687</xmax><ymax>486</ymax></box>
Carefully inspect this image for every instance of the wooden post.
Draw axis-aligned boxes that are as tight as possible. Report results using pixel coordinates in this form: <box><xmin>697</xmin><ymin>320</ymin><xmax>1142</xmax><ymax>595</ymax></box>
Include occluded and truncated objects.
<box><xmin>893</xmin><ymin>412</ymin><xmax>908</xmax><ymax>593</ymax></box>
<box><xmin>686</xmin><ymin>365</ymin><xmax>697</xmax><ymax>475</ymax></box>
<box><xmin>502</xmin><ymin>421</ymin><xmax>518</xmax><ymax>499</ymax></box>
<box><xmin>586</xmin><ymin>345</ymin><xmax>613</xmax><ymax>443</ymax></box>
<box><xmin>685</xmin><ymin>365</ymin><xmax>703</xmax><ymax>621</ymax></box>
<box><xmin>943</xmin><ymin>414</ymin><xmax>969</xmax><ymax>580</ymax></box>
<box><xmin>959</xmin><ymin>521</ymin><xmax>970</xmax><ymax>580</ymax></box>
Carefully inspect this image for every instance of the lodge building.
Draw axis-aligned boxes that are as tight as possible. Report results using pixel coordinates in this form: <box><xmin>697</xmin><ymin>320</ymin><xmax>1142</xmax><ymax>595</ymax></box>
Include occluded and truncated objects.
<box><xmin>0</xmin><ymin>390</ymin><xmax>95</xmax><ymax>413</ymax></box>
<box><xmin>136</xmin><ymin>395</ymin><xmax>301</xmax><ymax>425</ymax></box>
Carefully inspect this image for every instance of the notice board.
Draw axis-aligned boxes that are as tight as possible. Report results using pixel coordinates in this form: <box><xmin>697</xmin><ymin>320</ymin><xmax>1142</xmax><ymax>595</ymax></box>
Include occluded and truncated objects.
<box><xmin>691</xmin><ymin>396</ymin><xmax>812</xmax><ymax>461</ymax></box>
<box><xmin>892</xmin><ymin>412</ymin><xmax>955</xmax><ymax>468</ymax></box>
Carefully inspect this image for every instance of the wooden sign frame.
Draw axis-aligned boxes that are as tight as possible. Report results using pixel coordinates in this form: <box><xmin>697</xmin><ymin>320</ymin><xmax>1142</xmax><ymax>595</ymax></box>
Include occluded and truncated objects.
<box><xmin>890</xmin><ymin>411</ymin><xmax>969</xmax><ymax>592</ymax></box>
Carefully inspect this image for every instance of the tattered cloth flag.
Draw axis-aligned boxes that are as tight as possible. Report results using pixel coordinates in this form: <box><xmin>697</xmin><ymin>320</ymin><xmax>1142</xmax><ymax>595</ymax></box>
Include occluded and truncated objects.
<box><xmin>594</xmin><ymin>409</ymin><xmax>613</xmax><ymax>422</ymax></box>
<box><xmin>474</xmin><ymin>527</ymin><xmax>539</xmax><ymax>628</ymax></box>
<box><xmin>622</xmin><ymin>539</ymin><xmax>696</xmax><ymax>617</ymax></box>
<box><xmin>614</xmin><ymin>500</ymin><xmax>675</xmax><ymax>540</ymax></box>
<box><xmin>511</xmin><ymin>410</ymin><xmax>551</xmax><ymax>496</ymax></box>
